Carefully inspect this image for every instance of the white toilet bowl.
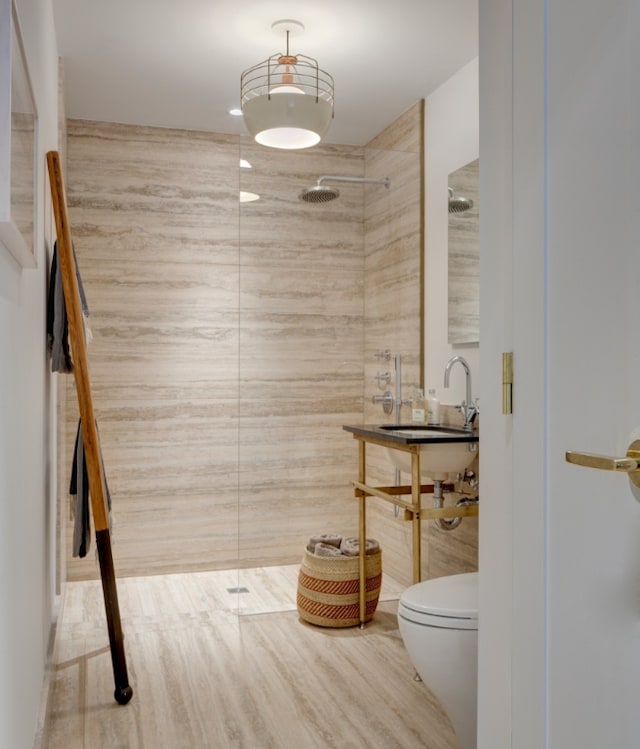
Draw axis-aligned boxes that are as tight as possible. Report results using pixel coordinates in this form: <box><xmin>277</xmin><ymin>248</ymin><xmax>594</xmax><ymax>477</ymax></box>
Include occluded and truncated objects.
<box><xmin>398</xmin><ymin>572</ymin><xmax>478</xmax><ymax>749</ymax></box>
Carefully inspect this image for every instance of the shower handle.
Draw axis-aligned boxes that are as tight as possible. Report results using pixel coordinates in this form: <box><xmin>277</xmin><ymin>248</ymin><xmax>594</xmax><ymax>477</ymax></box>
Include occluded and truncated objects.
<box><xmin>372</xmin><ymin>391</ymin><xmax>394</xmax><ymax>415</ymax></box>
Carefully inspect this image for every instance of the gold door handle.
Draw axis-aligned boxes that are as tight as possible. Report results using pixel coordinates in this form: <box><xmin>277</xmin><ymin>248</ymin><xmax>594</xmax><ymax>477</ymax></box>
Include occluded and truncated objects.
<box><xmin>566</xmin><ymin>439</ymin><xmax>640</xmax><ymax>487</ymax></box>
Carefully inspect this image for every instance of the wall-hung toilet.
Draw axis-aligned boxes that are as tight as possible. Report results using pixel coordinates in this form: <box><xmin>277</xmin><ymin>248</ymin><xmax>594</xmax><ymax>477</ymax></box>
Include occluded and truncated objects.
<box><xmin>398</xmin><ymin>572</ymin><xmax>478</xmax><ymax>749</ymax></box>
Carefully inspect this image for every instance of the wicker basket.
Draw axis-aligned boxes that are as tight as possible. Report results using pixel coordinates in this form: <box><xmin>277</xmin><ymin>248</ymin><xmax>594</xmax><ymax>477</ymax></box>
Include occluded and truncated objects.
<box><xmin>297</xmin><ymin>548</ymin><xmax>382</xmax><ymax>627</ymax></box>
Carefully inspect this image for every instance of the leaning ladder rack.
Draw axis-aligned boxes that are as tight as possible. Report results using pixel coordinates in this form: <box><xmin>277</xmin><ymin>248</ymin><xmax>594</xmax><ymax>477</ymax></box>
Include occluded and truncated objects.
<box><xmin>46</xmin><ymin>150</ymin><xmax>133</xmax><ymax>705</ymax></box>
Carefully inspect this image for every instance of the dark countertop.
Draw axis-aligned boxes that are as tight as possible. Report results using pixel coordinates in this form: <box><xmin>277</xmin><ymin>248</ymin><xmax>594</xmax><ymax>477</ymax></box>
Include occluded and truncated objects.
<box><xmin>343</xmin><ymin>423</ymin><xmax>479</xmax><ymax>445</ymax></box>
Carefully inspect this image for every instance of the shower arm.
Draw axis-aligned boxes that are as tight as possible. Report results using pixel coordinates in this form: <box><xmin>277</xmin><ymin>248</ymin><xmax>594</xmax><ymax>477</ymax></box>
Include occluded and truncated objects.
<box><xmin>316</xmin><ymin>175</ymin><xmax>391</xmax><ymax>188</ymax></box>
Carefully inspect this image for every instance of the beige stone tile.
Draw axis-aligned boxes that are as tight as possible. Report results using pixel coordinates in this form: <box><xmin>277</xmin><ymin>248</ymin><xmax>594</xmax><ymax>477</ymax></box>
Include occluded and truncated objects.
<box><xmin>44</xmin><ymin>570</ymin><xmax>458</xmax><ymax>749</ymax></box>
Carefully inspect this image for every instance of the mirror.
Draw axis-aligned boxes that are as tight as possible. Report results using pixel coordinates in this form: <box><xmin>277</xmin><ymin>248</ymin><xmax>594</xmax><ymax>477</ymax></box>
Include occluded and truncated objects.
<box><xmin>0</xmin><ymin>0</ymin><xmax>37</xmax><ymax>268</ymax></box>
<box><xmin>447</xmin><ymin>158</ymin><xmax>479</xmax><ymax>344</ymax></box>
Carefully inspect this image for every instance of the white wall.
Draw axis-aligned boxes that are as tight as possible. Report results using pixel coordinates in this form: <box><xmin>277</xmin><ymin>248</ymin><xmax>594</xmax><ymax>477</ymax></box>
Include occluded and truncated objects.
<box><xmin>0</xmin><ymin>0</ymin><xmax>59</xmax><ymax>746</ymax></box>
<box><xmin>424</xmin><ymin>58</ymin><xmax>479</xmax><ymax>406</ymax></box>
<box><xmin>477</xmin><ymin>0</ymin><xmax>514</xmax><ymax>745</ymax></box>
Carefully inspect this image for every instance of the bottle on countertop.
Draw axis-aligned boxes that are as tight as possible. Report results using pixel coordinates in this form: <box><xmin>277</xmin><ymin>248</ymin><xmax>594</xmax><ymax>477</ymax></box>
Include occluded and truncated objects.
<box><xmin>426</xmin><ymin>388</ymin><xmax>440</xmax><ymax>425</ymax></box>
<box><xmin>411</xmin><ymin>389</ymin><xmax>426</xmax><ymax>423</ymax></box>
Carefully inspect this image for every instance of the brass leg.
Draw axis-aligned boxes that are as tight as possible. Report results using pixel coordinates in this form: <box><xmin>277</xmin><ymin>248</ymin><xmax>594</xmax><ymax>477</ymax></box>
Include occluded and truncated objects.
<box><xmin>358</xmin><ymin>440</ymin><xmax>367</xmax><ymax>627</ymax></box>
<box><xmin>411</xmin><ymin>450</ymin><xmax>421</xmax><ymax>584</ymax></box>
<box><xmin>359</xmin><ymin>495</ymin><xmax>366</xmax><ymax>628</ymax></box>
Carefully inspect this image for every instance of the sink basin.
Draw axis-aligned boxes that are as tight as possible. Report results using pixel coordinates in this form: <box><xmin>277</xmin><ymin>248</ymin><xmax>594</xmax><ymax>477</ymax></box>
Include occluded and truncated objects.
<box><xmin>381</xmin><ymin>426</ymin><xmax>478</xmax><ymax>480</ymax></box>
<box><xmin>341</xmin><ymin>423</ymin><xmax>479</xmax><ymax>481</ymax></box>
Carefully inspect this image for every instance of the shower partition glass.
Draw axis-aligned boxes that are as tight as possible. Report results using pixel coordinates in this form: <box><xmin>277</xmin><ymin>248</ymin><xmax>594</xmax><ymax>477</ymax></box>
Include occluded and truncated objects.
<box><xmin>235</xmin><ymin>132</ymin><xmax>366</xmax><ymax>614</ymax></box>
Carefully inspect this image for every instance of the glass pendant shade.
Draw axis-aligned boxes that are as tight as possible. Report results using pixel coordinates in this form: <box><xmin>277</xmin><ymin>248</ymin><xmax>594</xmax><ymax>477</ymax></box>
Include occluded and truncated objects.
<box><xmin>241</xmin><ymin>49</ymin><xmax>334</xmax><ymax>150</ymax></box>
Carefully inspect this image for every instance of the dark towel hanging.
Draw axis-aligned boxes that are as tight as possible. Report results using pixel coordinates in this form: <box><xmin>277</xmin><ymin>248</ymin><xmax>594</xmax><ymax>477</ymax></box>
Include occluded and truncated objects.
<box><xmin>69</xmin><ymin>420</ymin><xmax>90</xmax><ymax>557</ymax></box>
<box><xmin>46</xmin><ymin>240</ymin><xmax>91</xmax><ymax>374</ymax></box>
<box><xmin>69</xmin><ymin>419</ymin><xmax>112</xmax><ymax>558</ymax></box>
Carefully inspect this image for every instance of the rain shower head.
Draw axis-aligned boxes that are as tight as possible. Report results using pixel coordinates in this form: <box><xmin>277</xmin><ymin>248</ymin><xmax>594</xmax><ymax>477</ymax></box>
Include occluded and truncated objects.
<box><xmin>299</xmin><ymin>175</ymin><xmax>390</xmax><ymax>203</ymax></box>
<box><xmin>448</xmin><ymin>186</ymin><xmax>474</xmax><ymax>213</ymax></box>
<box><xmin>299</xmin><ymin>184</ymin><xmax>341</xmax><ymax>203</ymax></box>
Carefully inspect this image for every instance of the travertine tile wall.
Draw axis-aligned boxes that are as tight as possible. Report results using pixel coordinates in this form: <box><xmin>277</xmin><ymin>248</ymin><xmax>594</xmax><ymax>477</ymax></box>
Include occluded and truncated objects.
<box><xmin>361</xmin><ymin>102</ymin><xmax>425</xmax><ymax>584</ymax></box>
<box><xmin>361</xmin><ymin>101</ymin><xmax>478</xmax><ymax>586</ymax></box>
<box><xmin>63</xmin><ymin>121</ymin><xmax>241</xmax><ymax>580</ymax></box>
<box><xmin>448</xmin><ymin>158</ymin><xmax>480</xmax><ymax>344</ymax></box>
<box><xmin>63</xmin><ymin>120</ymin><xmax>363</xmax><ymax>580</ymax></box>
<box><xmin>61</xmin><ymin>104</ymin><xmax>477</xmax><ymax>585</ymax></box>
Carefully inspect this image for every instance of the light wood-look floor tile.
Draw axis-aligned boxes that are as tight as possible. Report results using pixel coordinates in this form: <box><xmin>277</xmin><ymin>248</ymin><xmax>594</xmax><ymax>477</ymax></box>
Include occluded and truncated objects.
<box><xmin>43</xmin><ymin>568</ymin><xmax>458</xmax><ymax>748</ymax></box>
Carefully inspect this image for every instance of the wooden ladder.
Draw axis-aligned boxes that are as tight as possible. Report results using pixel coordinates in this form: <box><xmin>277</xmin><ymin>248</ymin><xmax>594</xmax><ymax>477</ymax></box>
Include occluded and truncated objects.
<box><xmin>46</xmin><ymin>150</ymin><xmax>133</xmax><ymax>705</ymax></box>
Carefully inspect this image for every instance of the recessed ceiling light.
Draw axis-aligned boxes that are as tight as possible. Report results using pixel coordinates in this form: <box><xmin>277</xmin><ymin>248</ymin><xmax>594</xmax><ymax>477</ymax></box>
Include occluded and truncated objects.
<box><xmin>228</xmin><ymin>107</ymin><xmax>243</xmax><ymax>117</ymax></box>
<box><xmin>239</xmin><ymin>159</ymin><xmax>252</xmax><ymax>169</ymax></box>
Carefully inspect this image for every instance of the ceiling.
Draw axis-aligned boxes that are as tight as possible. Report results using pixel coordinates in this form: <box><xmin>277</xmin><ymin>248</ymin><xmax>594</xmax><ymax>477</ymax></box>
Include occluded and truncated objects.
<box><xmin>51</xmin><ymin>0</ymin><xmax>478</xmax><ymax>147</ymax></box>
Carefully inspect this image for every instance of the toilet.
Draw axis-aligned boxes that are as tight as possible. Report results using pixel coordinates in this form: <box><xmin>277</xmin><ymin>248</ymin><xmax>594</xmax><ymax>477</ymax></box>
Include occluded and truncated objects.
<box><xmin>398</xmin><ymin>572</ymin><xmax>478</xmax><ymax>749</ymax></box>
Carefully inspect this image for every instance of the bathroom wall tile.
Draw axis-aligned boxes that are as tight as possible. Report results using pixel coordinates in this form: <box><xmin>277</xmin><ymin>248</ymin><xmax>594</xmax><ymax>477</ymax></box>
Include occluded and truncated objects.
<box><xmin>448</xmin><ymin>158</ymin><xmax>480</xmax><ymax>344</ymax></box>
<box><xmin>239</xmin><ymin>267</ymin><xmax>363</xmax><ymax>317</ymax></box>
<box><xmin>358</xmin><ymin>99</ymin><xmax>478</xmax><ymax>586</ymax></box>
<box><xmin>363</xmin><ymin>103</ymin><xmax>423</xmax><ymax>437</ymax></box>
<box><xmin>61</xmin><ymin>104</ymin><xmax>475</xmax><ymax>588</ymax></box>
<box><xmin>64</xmin><ymin>120</ymin><xmax>242</xmax><ymax>580</ymax></box>
<box><xmin>63</xmin><ymin>120</ymin><xmax>366</xmax><ymax>580</ymax></box>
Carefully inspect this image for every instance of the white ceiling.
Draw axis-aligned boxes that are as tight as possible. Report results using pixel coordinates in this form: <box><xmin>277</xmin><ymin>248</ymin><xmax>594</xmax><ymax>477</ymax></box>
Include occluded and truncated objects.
<box><xmin>51</xmin><ymin>0</ymin><xmax>478</xmax><ymax>146</ymax></box>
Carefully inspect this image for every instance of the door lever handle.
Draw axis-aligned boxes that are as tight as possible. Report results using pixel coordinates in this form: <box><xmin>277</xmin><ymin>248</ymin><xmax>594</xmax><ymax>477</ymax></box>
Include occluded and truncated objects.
<box><xmin>566</xmin><ymin>439</ymin><xmax>640</xmax><ymax>487</ymax></box>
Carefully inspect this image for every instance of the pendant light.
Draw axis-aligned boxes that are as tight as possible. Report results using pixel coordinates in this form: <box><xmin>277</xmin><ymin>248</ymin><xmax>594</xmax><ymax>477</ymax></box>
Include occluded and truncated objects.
<box><xmin>240</xmin><ymin>20</ymin><xmax>334</xmax><ymax>150</ymax></box>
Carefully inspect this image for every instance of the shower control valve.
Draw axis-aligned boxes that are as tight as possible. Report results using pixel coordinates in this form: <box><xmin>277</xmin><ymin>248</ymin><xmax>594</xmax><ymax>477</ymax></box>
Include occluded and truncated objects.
<box><xmin>372</xmin><ymin>391</ymin><xmax>394</xmax><ymax>415</ymax></box>
<box><xmin>375</xmin><ymin>371</ymin><xmax>392</xmax><ymax>387</ymax></box>
<box><xmin>374</xmin><ymin>349</ymin><xmax>391</xmax><ymax>361</ymax></box>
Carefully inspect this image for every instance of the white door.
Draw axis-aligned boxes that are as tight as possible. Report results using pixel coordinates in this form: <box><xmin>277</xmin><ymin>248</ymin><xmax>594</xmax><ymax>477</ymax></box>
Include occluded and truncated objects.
<box><xmin>479</xmin><ymin>1</ymin><xmax>640</xmax><ymax>747</ymax></box>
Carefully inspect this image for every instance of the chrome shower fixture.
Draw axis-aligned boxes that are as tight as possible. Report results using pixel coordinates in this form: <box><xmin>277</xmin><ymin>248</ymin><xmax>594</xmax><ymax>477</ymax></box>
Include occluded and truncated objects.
<box><xmin>448</xmin><ymin>186</ymin><xmax>474</xmax><ymax>213</ymax></box>
<box><xmin>299</xmin><ymin>175</ymin><xmax>391</xmax><ymax>203</ymax></box>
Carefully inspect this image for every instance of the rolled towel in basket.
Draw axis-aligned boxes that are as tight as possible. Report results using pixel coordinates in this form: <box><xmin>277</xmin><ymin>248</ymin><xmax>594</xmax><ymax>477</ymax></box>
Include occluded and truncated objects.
<box><xmin>307</xmin><ymin>533</ymin><xmax>343</xmax><ymax>552</ymax></box>
<box><xmin>339</xmin><ymin>537</ymin><xmax>381</xmax><ymax>557</ymax></box>
<box><xmin>314</xmin><ymin>542</ymin><xmax>346</xmax><ymax>558</ymax></box>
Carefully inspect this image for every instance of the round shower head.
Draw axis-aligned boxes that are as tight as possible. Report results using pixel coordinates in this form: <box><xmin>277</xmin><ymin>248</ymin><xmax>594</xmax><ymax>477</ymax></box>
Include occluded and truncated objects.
<box><xmin>299</xmin><ymin>185</ymin><xmax>340</xmax><ymax>203</ymax></box>
<box><xmin>448</xmin><ymin>187</ymin><xmax>474</xmax><ymax>213</ymax></box>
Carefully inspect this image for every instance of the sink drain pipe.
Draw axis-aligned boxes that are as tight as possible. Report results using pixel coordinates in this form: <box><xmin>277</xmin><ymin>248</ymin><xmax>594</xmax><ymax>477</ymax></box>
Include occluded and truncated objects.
<box><xmin>431</xmin><ymin>479</ymin><xmax>480</xmax><ymax>531</ymax></box>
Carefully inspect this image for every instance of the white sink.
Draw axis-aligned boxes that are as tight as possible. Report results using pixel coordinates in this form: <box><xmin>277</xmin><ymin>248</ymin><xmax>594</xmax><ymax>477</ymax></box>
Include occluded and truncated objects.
<box><xmin>383</xmin><ymin>427</ymin><xmax>478</xmax><ymax>480</ymax></box>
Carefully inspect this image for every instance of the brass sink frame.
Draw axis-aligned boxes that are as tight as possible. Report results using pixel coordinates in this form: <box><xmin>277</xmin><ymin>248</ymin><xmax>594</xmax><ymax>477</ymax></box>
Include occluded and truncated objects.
<box><xmin>349</xmin><ymin>431</ymin><xmax>479</xmax><ymax>627</ymax></box>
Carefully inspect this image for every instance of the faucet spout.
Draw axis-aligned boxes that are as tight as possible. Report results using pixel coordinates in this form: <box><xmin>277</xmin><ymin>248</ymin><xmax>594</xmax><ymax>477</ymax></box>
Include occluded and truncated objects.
<box><xmin>444</xmin><ymin>356</ymin><xmax>477</xmax><ymax>430</ymax></box>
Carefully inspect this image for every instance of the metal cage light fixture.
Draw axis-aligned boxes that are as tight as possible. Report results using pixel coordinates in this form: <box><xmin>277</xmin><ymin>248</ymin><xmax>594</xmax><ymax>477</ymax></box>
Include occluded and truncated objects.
<box><xmin>240</xmin><ymin>20</ymin><xmax>334</xmax><ymax>150</ymax></box>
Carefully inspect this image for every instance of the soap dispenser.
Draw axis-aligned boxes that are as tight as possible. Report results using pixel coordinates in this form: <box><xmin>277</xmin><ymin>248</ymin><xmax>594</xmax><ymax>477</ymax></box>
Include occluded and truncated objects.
<box><xmin>426</xmin><ymin>388</ymin><xmax>440</xmax><ymax>425</ymax></box>
<box><xmin>412</xmin><ymin>389</ymin><xmax>426</xmax><ymax>423</ymax></box>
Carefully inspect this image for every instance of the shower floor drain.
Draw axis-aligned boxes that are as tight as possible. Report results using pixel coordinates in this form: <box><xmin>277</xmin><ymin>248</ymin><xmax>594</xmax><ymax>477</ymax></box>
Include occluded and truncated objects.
<box><xmin>226</xmin><ymin>587</ymin><xmax>250</xmax><ymax>594</ymax></box>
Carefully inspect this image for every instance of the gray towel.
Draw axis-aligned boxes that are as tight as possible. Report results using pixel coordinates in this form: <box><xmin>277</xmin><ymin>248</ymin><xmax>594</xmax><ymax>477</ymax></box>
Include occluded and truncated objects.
<box><xmin>46</xmin><ymin>241</ymin><xmax>92</xmax><ymax>374</ymax></box>
<box><xmin>307</xmin><ymin>533</ymin><xmax>342</xmax><ymax>552</ymax></box>
<box><xmin>339</xmin><ymin>537</ymin><xmax>381</xmax><ymax>557</ymax></box>
<box><xmin>313</xmin><ymin>542</ymin><xmax>345</xmax><ymax>558</ymax></box>
<box><xmin>48</xmin><ymin>245</ymin><xmax>72</xmax><ymax>372</ymax></box>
